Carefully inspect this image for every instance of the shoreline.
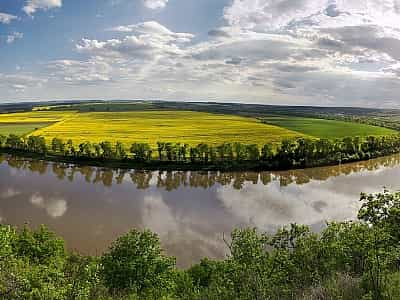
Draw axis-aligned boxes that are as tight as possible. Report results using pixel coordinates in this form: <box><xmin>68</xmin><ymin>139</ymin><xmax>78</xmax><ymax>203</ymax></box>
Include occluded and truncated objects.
<box><xmin>0</xmin><ymin>149</ymin><xmax>394</xmax><ymax>172</ymax></box>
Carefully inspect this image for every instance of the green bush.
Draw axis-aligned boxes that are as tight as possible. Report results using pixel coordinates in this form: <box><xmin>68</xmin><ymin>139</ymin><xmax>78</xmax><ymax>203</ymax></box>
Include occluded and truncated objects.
<box><xmin>100</xmin><ymin>229</ymin><xmax>176</xmax><ymax>297</ymax></box>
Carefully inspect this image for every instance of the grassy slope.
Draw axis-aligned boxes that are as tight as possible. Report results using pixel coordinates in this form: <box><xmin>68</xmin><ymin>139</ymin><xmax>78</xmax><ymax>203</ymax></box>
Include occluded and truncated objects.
<box><xmin>0</xmin><ymin>123</ymin><xmax>53</xmax><ymax>136</ymax></box>
<box><xmin>0</xmin><ymin>111</ymin><xmax>75</xmax><ymax>136</ymax></box>
<box><xmin>262</xmin><ymin>116</ymin><xmax>397</xmax><ymax>139</ymax></box>
<box><xmin>31</xmin><ymin>111</ymin><xmax>308</xmax><ymax>147</ymax></box>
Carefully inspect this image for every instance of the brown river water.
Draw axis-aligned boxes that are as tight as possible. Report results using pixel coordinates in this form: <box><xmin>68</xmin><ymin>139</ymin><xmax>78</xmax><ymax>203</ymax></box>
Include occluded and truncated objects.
<box><xmin>1</xmin><ymin>154</ymin><xmax>400</xmax><ymax>267</ymax></box>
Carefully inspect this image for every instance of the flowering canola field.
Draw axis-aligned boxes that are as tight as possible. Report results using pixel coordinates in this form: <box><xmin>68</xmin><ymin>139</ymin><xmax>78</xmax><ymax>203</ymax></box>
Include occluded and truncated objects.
<box><xmin>0</xmin><ymin>110</ymin><xmax>396</xmax><ymax>148</ymax></box>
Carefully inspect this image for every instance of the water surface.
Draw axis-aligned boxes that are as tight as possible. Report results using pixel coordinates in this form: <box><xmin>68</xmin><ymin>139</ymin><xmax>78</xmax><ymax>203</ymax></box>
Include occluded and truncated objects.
<box><xmin>1</xmin><ymin>154</ymin><xmax>400</xmax><ymax>267</ymax></box>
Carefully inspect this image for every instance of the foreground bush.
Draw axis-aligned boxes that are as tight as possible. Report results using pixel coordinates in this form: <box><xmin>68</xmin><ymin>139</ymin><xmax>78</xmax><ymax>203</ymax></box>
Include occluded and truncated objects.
<box><xmin>0</xmin><ymin>191</ymin><xmax>400</xmax><ymax>299</ymax></box>
<box><xmin>101</xmin><ymin>229</ymin><xmax>176</xmax><ymax>297</ymax></box>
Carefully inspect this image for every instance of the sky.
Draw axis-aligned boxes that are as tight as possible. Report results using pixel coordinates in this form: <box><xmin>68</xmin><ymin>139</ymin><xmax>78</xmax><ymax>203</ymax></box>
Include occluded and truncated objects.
<box><xmin>1</xmin><ymin>0</ymin><xmax>400</xmax><ymax>107</ymax></box>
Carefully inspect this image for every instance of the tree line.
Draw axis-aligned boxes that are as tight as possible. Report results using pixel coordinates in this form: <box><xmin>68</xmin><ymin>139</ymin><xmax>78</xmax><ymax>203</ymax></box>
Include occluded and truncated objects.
<box><xmin>1</xmin><ymin>133</ymin><xmax>400</xmax><ymax>169</ymax></box>
<box><xmin>3</xmin><ymin>153</ymin><xmax>400</xmax><ymax>191</ymax></box>
<box><xmin>1</xmin><ymin>190</ymin><xmax>400</xmax><ymax>299</ymax></box>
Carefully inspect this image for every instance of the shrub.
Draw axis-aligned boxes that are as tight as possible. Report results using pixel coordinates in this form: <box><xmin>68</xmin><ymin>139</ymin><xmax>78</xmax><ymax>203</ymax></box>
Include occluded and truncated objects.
<box><xmin>100</xmin><ymin>229</ymin><xmax>176</xmax><ymax>296</ymax></box>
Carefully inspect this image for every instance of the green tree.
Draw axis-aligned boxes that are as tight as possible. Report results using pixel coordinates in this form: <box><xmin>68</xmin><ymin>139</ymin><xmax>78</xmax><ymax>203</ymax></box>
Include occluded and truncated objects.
<box><xmin>51</xmin><ymin>137</ymin><xmax>65</xmax><ymax>154</ymax></box>
<box><xmin>130</xmin><ymin>143</ymin><xmax>152</xmax><ymax>162</ymax></box>
<box><xmin>115</xmin><ymin>141</ymin><xmax>127</xmax><ymax>160</ymax></box>
<box><xmin>101</xmin><ymin>229</ymin><xmax>176</xmax><ymax>296</ymax></box>
<box><xmin>100</xmin><ymin>141</ymin><xmax>113</xmax><ymax>159</ymax></box>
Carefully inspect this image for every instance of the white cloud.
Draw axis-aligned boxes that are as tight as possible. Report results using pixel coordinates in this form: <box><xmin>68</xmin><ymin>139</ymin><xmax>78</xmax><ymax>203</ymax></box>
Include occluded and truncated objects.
<box><xmin>3</xmin><ymin>1</ymin><xmax>400</xmax><ymax>107</ymax></box>
<box><xmin>48</xmin><ymin>58</ymin><xmax>113</xmax><ymax>84</ymax></box>
<box><xmin>143</xmin><ymin>0</ymin><xmax>168</xmax><ymax>10</ymax></box>
<box><xmin>224</xmin><ymin>0</ymin><xmax>400</xmax><ymax>32</ymax></box>
<box><xmin>109</xmin><ymin>21</ymin><xmax>194</xmax><ymax>42</ymax></box>
<box><xmin>0</xmin><ymin>73</ymin><xmax>47</xmax><ymax>93</ymax></box>
<box><xmin>0</xmin><ymin>12</ymin><xmax>17</xmax><ymax>24</ymax></box>
<box><xmin>77</xmin><ymin>21</ymin><xmax>193</xmax><ymax>60</ymax></box>
<box><xmin>23</xmin><ymin>0</ymin><xmax>62</xmax><ymax>15</ymax></box>
<box><xmin>6</xmin><ymin>32</ymin><xmax>24</xmax><ymax>44</ymax></box>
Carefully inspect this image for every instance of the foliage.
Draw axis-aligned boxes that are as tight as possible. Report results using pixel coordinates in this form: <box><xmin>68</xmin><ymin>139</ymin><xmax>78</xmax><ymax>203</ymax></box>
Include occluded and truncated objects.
<box><xmin>2</xmin><ymin>131</ymin><xmax>400</xmax><ymax>171</ymax></box>
<box><xmin>101</xmin><ymin>229</ymin><xmax>176</xmax><ymax>296</ymax></box>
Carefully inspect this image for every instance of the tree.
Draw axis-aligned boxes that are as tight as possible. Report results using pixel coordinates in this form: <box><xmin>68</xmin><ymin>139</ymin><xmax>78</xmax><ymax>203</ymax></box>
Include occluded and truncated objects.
<box><xmin>197</xmin><ymin>144</ymin><xmax>209</xmax><ymax>163</ymax></box>
<box><xmin>246</xmin><ymin>144</ymin><xmax>260</xmax><ymax>161</ymax></box>
<box><xmin>178</xmin><ymin>143</ymin><xmax>188</xmax><ymax>162</ymax></box>
<box><xmin>26</xmin><ymin>136</ymin><xmax>47</xmax><ymax>154</ymax></box>
<box><xmin>359</xmin><ymin>190</ymin><xmax>400</xmax><ymax>241</ymax></box>
<box><xmin>261</xmin><ymin>144</ymin><xmax>273</xmax><ymax>162</ymax></box>
<box><xmin>115</xmin><ymin>141</ymin><xmax>127</xmax><ymax>160</ymax></box>
<box><xmin>51</xmin><ymin>137</ymin><xmax>65</xmax><ymax>154</ymax></box>
<box><xmin>100</xmin><ymin>141</ymin><xmax>113</xmax><ymax>159</ymax></box>
<box><xmin>130</xmin><ymin>143</ymin><xmax>152</xmax><ymax>162</ymax></box>
<box><xmin>79</xmin><ymin>142</ymin><xmax>94</xmax><ymax>158</ymax></box>
<box><xmin>6</xmin><ymin>134</ymin><xmax>24</xmax><ymax>150</ymax></box>
<box><xmin>157</xmin><ymin>142</ymin><xmax>165</xmax><ymax>161</ymax></box>
<box><xmin>233</xmin><ymin>143</ymin><xmax>246</xmax><ymax>162</ymax></box>
<box><xmin>64</xmin><ymin>139</ymin><xmax>75</xmax><ymax>156</ymax></box>
<box><xmin>0</xmin><ymin>135</ymin><xmax>7</xmax><ymax>148</ymax></box>
<box><xmin>101</xmin><ymin>229</ymin><xmax>176</xmax><ymax>295</ymax></box>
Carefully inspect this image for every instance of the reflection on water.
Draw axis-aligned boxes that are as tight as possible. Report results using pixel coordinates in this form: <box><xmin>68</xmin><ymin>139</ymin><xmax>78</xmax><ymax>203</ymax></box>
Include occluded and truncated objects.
<box><xmin>1</xmin><ymin>154</ymin><xmax>400</xmax><ymax>267</ymax></box>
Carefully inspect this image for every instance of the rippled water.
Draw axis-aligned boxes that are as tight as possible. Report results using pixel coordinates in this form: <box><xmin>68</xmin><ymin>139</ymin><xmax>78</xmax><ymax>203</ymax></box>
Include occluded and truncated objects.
<box><xmin>1</xmin><ymin>154</ymin><xmax>400</xmax><ymax>267</ymax></box>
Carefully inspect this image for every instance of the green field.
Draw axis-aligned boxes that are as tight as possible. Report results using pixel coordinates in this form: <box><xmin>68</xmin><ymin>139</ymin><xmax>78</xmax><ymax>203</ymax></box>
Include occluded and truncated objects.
<box><xmin>30</xmin><ymin>111</ymin><xmax>307</xmax><ymax>147</ymax></box>
<box><xmin>0</xmin><ymin>123</ymin><xmax>52</xmax><ymax>136</ymax></box>
<box><xmin>262</xmin><ymin>116</ymin><xmax>396</xmax><ymax>139</ymax></box>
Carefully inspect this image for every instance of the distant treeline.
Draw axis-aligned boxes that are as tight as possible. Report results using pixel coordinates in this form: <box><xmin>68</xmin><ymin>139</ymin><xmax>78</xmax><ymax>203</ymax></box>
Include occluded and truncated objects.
<box><xmin>2</xmin><ymin>153</ymin><xmax>400</xmax><ymax>191</ymax></box>
<box><xmin>1</xmin><ymin>134</ymin><xmax>400</xmax><ymax>170</ymax></box>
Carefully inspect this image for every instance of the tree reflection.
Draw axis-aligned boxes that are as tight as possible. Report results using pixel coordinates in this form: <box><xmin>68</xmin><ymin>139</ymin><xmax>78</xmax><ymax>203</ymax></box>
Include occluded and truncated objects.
<box><xmin>2</xmin><ymin>153</ymin><xmax>400</xmax><ymax>191</ymax></box>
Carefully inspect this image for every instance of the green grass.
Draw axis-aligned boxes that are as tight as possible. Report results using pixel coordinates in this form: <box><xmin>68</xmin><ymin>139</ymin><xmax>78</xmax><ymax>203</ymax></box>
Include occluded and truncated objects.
<box><xmin>0</xmin><ymin>123</ymin><xmax>53</xmax><ymax>136</ymax></box>
<box><xmin>31</xmin><ymin>111</ymin><xmax>308</xmax><ymax>147</ymax></box>
<box><xmin>262</xmin><ymin>116</ymin><xmax>397</xmax><ymax>139</ymax></box>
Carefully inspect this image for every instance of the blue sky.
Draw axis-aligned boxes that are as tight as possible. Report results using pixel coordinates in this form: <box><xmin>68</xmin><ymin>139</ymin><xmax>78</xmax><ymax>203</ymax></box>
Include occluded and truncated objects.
<box><xmin>1</xmin><ymin>0</ymin><xmax>400</xmax><ymax>107</ymax></box>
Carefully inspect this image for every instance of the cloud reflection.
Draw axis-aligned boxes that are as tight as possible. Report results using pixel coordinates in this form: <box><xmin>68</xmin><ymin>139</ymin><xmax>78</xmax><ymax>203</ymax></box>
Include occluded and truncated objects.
<box><xmin>30</xmin><ymin>194</ymin><xmax>68</xmax><ymax>218</ymax></box>
<box><xmin>217</xmin><ymin>179</ymin><xmax>360</xmax><ymax>231</ymax></box>
<box><xmin>0</xmin><ymin>188</ymin><xmax>21</xmax><ymax>199</ymax></box>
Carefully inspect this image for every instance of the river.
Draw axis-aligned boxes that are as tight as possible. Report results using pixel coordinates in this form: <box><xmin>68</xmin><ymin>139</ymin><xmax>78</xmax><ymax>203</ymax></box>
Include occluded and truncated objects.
<box><xmin>1</xmin><ymin>154</ymin><xmax>400</xmax><ymax>267</ymax></box>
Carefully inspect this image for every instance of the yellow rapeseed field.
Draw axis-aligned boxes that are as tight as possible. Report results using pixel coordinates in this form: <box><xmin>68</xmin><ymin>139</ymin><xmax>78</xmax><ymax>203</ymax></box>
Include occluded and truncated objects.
<box><xmin>30</xmin><ymin>110</ymin><xmax>308</xmax><ymax>147</ymax></box>
<box><xmin>0</xmin><ymin>111</ymin><xmax>76</xmax><ymax>124</ymax></box>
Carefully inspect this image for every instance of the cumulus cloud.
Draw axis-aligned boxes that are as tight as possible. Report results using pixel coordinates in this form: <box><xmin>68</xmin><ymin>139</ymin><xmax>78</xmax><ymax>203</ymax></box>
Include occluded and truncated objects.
<box><xmin>0</xmin><ymin>12</ymin><xmax>17</xmax><ymax>24</ymax></box>
<box><xmin>77</xmin><ymin>21</ymin><xmax>193</xmax><ymax>60</ymax></box>
<box><xmin>6</xmin><ymin>32</ymin><xmax>23</xmax><ymax>44</ymax></box>
<box><xmin>0</xmin><ymin>73</ymin><xmax>47</xmax><ymax>92</ymax></box>
<box><xmin>48</xmin><ymin>58</ymin><xmax>113</xmax><ymax>84</ymax></box>
<box><xmin>143</xmin><ymin>0</ymin><xmax>168</xmax><ymax>10</ymax></box>
<box><xmin>224</xmin><ymin>0</ymin><xmax>400</xmax><ymax>32</ymax></box>
<box><xmin>109</xmin><ymin>21</ymin><xmax>194</xmax><ymax>42</ymax></box>
<box><xmin>23</xmin><ymin>0</ymin><xmax>62</xmax><ymax>15</ymax></box>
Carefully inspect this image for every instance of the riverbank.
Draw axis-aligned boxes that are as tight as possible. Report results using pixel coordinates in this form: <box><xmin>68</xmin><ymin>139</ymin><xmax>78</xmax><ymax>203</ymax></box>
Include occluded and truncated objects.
<box><xmin>0</xmin><ymin>147</ymin><xmax>398</xmax><ymax>172</ymax></box>
<box><xmin>2</xmin><ymin>133</ymin><xmax>400</xmax><ymax>172</ymax></box>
